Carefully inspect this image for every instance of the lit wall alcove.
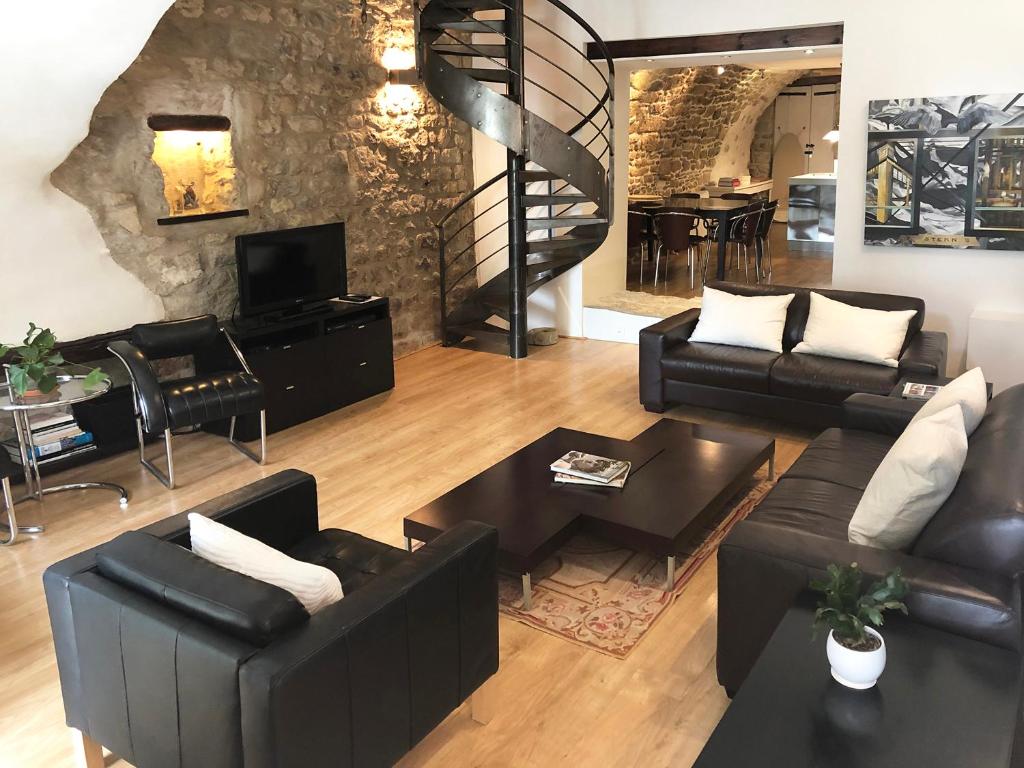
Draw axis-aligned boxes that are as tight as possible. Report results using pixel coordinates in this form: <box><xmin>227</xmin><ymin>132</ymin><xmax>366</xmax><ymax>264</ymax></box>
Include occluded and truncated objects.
<box><xmin>50</xmin><ymin>0</ymin><xmax>476</xmax><ymax>356</ymax></box>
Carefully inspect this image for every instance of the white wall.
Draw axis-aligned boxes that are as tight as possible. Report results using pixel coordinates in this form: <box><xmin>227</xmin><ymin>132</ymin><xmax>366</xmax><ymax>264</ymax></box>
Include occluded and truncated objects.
<box><xmin>0</xmin><ymin>2</ymin><xmax>171</xmax><ymax>343</ymax></box>
<box><xmin>564</xmin><ymin>0</ymin><xmax>1024</xmax><ymax>374</ymax></box>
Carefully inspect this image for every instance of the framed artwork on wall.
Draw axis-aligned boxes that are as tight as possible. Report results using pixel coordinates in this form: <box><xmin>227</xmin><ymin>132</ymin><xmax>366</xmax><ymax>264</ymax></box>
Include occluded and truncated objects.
<box><xmin>865</xmin><ymin>93</ymin><xmax>1024</xmax><ymax>250</ymax></box>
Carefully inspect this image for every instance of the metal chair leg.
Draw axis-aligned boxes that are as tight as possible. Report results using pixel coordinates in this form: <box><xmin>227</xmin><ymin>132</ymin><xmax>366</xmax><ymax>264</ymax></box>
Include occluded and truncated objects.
<box><xmin>654</xmin><ymin>244</ymin><xmax>663</xmax><ymax>285</ymax></box>
<box><xmin>229</xmin><ymin>411</ymin><xmax>267</xmax><ymax>465</ymax></box>
<box><xmin>0</xmin><ymin>477</ymin><xmax>17</xmax><ymax>546</ymax></box>
<box><xmin>138</xmin><ymin>419</ymin><xmax>175</xmax><ymax>489</ymax></box>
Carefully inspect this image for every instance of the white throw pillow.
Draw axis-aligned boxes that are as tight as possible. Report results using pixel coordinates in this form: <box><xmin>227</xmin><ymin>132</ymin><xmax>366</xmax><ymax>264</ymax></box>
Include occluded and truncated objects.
<box><xmin>793</xmin><ymin>292</ymin><xmax>917</xmax><ymax>367</ymax></box>
<box><xmin>848</xmin><ymin>405</ymin><xmax>968</xmax><ymax>550</ymax></box>
<box><xmin>689</xmin><ymin>286</ymin><xmax>796</xmax><ymax>353</ymax></box>
<box><xmin>909</xmin><ymin>367</ymin><xmax>987</xmax><ymax>436</ymax></box>
<box><xmin>188</xmin><ymin>513</ymin><xmax>343</xmax><ymax>614</ymax></box>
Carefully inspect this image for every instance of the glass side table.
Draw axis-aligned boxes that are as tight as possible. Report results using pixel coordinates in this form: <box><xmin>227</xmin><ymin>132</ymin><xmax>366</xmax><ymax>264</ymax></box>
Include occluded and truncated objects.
<box><xmin>0</xmin><ymin>369</ymin><xmax>128</xmax><ymax>536</ymax></box>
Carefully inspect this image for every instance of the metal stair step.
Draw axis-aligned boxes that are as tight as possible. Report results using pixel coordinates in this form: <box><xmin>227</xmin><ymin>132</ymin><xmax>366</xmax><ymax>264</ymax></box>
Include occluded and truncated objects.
<box><xmin>431</xmin><ymin>43</ymin><xmax>508</xmax><ymax>58</ymax></box>
<box><xmin>434</xmin><ymin>20</ymin><xmax>506</xmax><ymax>33</ymax></box>
<box><xmin>447</xmin><ymin>321</ymin><xmax>510</xmax><ymax>339</ymax></box>
<box><xmin>526</xmin><ymin>234</ymin><xmax>604</xmax><ymax>253</ymax></box>
<box><xmin>526</xmin><ymin>216</ymin><xmax>608</xmax><ymax>231</ymax></box>
<box><xmin>522</xmin><ymin>193</ymin><xmax>588</xmax><ymax>206</ymax></box>
<box><xmin>458</xmin><ymin>67</ymin><xmax>512</xmax><ymax>84</ymax></box>
<box><xmin>437</xmin><ymin>0</ymin><xmax>507</xmax><ymax>9</ymax></box>
<box><xmin>521</xmin><ymin>170</ymin><xmax>561</xmax><ymax>183</ymax></box>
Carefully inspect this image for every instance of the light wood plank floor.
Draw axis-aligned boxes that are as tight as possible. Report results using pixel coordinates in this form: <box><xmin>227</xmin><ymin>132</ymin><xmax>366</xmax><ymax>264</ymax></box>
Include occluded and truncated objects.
<box><xmin>0</xmin><ymin>338</ymin><xmax>814</xmax><ymax>768</ymax></box>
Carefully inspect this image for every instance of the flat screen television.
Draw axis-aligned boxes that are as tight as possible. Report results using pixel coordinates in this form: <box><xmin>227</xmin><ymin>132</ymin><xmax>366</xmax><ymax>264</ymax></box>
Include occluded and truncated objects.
<box><xmin>235</xmin><ymin>222</ymin><xmax>346</xmax><ymax>318</ymax></box>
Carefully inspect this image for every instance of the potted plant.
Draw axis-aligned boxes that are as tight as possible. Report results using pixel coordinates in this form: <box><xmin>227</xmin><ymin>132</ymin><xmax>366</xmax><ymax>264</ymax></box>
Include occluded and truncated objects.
<box><xmin>0</xmin><ymin>323</ymin><xmax>108</xmax><ymax>399</ymax></box>
<box><xmin>811</xmin><ymin>562</ymin><xmax>908</xmax><ymax>690</ymax></box>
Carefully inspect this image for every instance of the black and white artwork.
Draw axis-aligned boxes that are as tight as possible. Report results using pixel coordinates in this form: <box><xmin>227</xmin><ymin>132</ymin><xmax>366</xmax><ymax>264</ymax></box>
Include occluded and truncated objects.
<box><xmin>865</xmin><ymin>93</ymin><xmax>1024</xmax><ymax>250</ymax></box>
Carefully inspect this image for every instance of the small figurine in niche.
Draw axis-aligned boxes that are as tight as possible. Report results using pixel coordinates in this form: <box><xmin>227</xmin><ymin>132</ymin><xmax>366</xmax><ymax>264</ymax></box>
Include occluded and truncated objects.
<box><xmin>182</xmin><ymin>182</ymin><xmax>199</xmax><ymax>210</ymax></box>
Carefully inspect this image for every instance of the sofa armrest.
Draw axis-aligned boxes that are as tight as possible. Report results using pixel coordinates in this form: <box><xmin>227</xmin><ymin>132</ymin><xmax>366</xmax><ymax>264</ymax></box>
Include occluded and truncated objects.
<box><xmin>842</xmin><ymin>393</ymin><xmax>924</xmax><ymax>436</ymax></box>
<box><xmin>899</xmin><ymin>329</ymin><xmax>948</xmax><ymax>377</ymax></box>
<box><xmin>238</xmin><ymin>521</ymin><xmax>498</xmax><ymax>768</ymax></box>
<box><xmin>717</xmin><ymin>519</ymin><xmax>1020</xmax><ymax>694</ymax></box>
<box><xmin>139</xmin><ymin>469</ymin><xmax>320</xmax><ymax>552</ymax></box>
<box><xmin>639</xmin><ymin>308</ymin><xmax>701</xmax><ymax>410</ymax></box>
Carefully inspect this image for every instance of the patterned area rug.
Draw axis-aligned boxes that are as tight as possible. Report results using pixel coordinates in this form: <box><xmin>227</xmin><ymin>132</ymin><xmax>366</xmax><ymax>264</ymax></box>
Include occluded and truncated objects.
<box><xmin>498</xmin><ymin>471</ymin><xmax>774</xmax><ymax>659</ymax></box>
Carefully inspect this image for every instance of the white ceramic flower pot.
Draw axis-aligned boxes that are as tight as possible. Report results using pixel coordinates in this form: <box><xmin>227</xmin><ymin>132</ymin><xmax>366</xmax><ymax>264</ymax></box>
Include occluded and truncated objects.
<box><xmin>827</xmin><ymin>628</ymin><xmax>886</xmax><ymax>690</ymax></box>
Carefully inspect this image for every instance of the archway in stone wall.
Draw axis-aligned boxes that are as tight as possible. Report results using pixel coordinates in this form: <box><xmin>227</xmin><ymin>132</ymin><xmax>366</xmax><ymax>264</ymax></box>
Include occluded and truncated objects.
<box><xmin>50</xmin><ymin>0</ymin><xmax>476</xmax><ymax>357</ymax></box>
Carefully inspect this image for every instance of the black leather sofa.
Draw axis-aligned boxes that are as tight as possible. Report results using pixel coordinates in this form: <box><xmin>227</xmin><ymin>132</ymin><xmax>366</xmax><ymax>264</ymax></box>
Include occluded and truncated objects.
<box><xmin>717</xmin><ymin>384</ymin><xmax>1024</xmax><ymax>695</ymax></box>
<box><xmin>639</xmin><ymin>281</ymin><xmax>948</xmax><ymax>427</ymax></box>
<box><xmin>44</xmin><ymin>470</ymin><xmax>498</xmax><ymax>768</ymax></box>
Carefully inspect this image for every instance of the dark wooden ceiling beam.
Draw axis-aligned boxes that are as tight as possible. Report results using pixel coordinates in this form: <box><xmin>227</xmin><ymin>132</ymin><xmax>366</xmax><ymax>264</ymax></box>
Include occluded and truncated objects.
<box><xmin>587</xmin><ymin>24</ymin><xmax>844</xmax><ymax>61</ymax></box>
<box><xmin>789</xmin><ymin>74</ymin><xmax>843</xmax><ymax>87</ymax></box>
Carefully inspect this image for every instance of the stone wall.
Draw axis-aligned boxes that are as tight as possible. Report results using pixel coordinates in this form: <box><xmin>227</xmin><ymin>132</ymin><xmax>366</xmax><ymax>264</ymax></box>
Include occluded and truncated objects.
<box><xmin>52</xmin><ymin>0</ymin><xmax>474</xmax><ymax>357</ymax></box>
<box><xmin>748</xmin><ymin>102</ymin><xmax>776</xmax><ymax>180</ymax></box>
<box><xmin>628</xmin><ymin>66</ymin><xmax>797</xmax><ymax>196</ymax></box>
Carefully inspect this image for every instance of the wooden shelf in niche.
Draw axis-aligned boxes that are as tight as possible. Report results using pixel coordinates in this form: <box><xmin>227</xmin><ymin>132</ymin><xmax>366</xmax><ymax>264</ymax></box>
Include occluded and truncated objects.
<box><xmin>157</xmin><ymin>208</ymin><xmax>249</xmax><ymax>226</ymax></box>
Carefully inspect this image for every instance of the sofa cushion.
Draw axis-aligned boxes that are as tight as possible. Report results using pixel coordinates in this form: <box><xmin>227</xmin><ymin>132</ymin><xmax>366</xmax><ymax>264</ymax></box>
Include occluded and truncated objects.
<box><xmin>912</xmin><ymin>384</ymin><xmax>1024</xmax><ymax>576</ymax></box>
<box><xmin>911</xmin><ymin>366</ymin><xmax>987</xmax><ymax>436</ymax></box>
<box><xmin>748</xmin><ymin>477</ymin><xmax>865</xmax><ymax>541</ymax></box>
<box><xmin>287</xmin><ymin>528</ymin><xmax>410</xmax><ymax>595</ymax></box>
<box><xmin>769</xmin><ymin>352</ymin><xmax>900</xmax><ymax>404</ymax></box>
<box><xmin>688</xmin><ymin>286</ymin><xmax>795</xmax><ymax>353</ymax></box>
<box><xmin>793</xmin><ymin>292</ymin><xmax>917</xmax><ymax>368</ymax></box>
<box><xmin>661</xmin><ymin>342</ymin><xmax>780</xmax><ymax>394</ymax></box>
<box><xmin>783</xmin><ymin>428</ymin><xmax>895</xmax><ymax>491</ymax></box>
<box><xmin>96</xmin><ymin>530</ymin><xmax>309</xmax><ymax>646</ymax></box>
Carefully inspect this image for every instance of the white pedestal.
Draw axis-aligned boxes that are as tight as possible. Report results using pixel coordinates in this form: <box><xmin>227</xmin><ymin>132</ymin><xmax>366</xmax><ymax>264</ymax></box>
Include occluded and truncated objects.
<box><xmin>967</xmin><ymin>309</ymin><xmax>1024</xmax><ymax>395</ymax></box>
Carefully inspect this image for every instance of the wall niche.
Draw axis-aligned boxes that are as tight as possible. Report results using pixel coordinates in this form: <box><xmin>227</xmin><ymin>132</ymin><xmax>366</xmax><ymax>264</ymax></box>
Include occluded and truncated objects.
<box><xmin>51</xmin><ymin>0</ymin><xmax>475</xmax><ymax>357</ymax></box>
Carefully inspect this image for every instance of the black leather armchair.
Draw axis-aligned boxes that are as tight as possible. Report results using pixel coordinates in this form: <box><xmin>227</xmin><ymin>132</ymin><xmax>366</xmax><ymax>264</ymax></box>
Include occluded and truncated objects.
<box><xmin>108</xmin><ymin>315</ymin><xmax>266</xmax><ymax>489</ymax></box>
<box><xmin>0</xmin><ymin>448</ymin><xmax>17</xmax><ymax>545</ymax></box>
<box><xmin>44</xmin><ymin>469</ymin><xmax>500</xmax><ymax>768</ymax></box>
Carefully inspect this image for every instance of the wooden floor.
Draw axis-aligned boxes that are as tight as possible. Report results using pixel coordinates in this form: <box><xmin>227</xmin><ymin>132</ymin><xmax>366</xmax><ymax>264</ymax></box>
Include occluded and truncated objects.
<box><xmin>627</xmin><ymin>222</ymin><xmax>834</xmax><ymax>298</ymax></box>
<box><xmin>1</xmin><ymin>338</ymin><xmax>813</xmax><ymax>768</ymax></box>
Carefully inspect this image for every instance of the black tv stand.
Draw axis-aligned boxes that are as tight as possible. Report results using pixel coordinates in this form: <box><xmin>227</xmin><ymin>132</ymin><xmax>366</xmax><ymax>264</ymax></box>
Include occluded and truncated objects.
<box><xmin>261</xmin><ymin>302</ymin><xmax>334</xmax><ymax>325</ymax></box>
<box><xmin>196</xmin><ymin>297</ymin><xmax>394</xmax><ymax>441</ymax></box>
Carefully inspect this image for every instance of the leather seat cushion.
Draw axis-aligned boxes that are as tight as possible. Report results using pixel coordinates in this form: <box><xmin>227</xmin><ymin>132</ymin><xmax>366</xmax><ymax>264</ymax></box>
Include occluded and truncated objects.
<box><xmin>161</xmin><ymin>371</ymin><xmax>264</xmax><ymax>430</ymax></box>
<box><xmin>769</xmin><ymin>352</ymin><xmax>899</xmax><ymax>404</ymax></box>
<box><xmin>784</xmin><ymin>428</ymin><xmax>895</xmax><ymax>491</ymax></box>
<box><xmin>661</xmin><ymin>342</ymin><xmax>780</xmax><ymax>394</ymax></box>
<box><xmin>287</xmin><ymin>529</ymin><xmax>410</xmax><ymax>595</ymax></box>
<box><xmin>748</xmin><ymin>477</ymin><xmax>865</xmax><ymax>541</ymax></box>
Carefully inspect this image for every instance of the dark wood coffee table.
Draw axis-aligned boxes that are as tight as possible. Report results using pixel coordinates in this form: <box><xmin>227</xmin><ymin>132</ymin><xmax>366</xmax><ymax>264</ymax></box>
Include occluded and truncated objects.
<box><xmin>693</xmin><ymin>604</ymin><xmax>1020</xmax><ymax>767</ymax></box>
<box><xmin>404</xmin><ymin>419</ymin><xmax>774</xmax><ymax>609</ymax></box>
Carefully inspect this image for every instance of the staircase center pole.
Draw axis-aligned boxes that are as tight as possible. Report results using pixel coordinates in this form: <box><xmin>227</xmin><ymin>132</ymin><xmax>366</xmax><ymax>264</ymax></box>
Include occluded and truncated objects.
<box><xmin>505</xmin><ymin>0</ymin><xmax>529</xmax><ymax>360</ymax></box>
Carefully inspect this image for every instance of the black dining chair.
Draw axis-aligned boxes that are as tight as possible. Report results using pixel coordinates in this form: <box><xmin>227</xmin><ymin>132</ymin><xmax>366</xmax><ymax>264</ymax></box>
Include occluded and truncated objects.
<box><xmin>723</xmin><ymin>202</ymin><xmax>765</xmax><ymax>284</ymax></box>
<box><xmin>628</xmin><ymin>209</ymin><xmax>654</xmax><ymax>284</ymax></box>
<box><xmin>0</xmin><ymin>449</ymin><xmax>18</xmax><ymax>546</ymax></box>
<box><xmin>653</xmin><ymin>209</ymin><xmax>709</xmax><ymax>289</ymax></box>
<box><xmin>668</xmin><ymin>192</ymin><xmax>702</xmax><ymax>201</ymax></box>
<box><xmin>108</xmin><ymin>315</ymin><xmax>266</xmax><ymax>490</ymax></box>
<box><xmin>721</xmin><ymin>192</ymin><xmax>754</xmax><ymax>201</ymax></box>
<box><xmin>755</xmin><ymin>199</ymin><xmax>780</xmax><ymax>282</ymax></box>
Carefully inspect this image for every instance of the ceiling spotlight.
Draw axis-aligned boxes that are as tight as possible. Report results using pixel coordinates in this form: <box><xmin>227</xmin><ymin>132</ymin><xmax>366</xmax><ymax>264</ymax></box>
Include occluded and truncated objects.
<box><xmin>805</xmin><ymin>48</ymin><xmax>815</xmax><ymax>55</ymax></box>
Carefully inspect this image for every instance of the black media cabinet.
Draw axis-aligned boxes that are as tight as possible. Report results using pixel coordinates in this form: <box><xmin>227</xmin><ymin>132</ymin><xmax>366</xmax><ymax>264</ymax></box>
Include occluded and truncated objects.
<box><xmin>196</xmin><ymin>298</ymin><xmax>395</xmax><ymax>441</ymax></box>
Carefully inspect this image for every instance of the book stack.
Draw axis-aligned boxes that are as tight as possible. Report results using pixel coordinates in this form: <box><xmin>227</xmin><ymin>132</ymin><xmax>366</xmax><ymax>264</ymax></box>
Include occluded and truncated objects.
<box><xmin>2</xmin><ymin>410</ymin><xmax>96</xmax><ymax>467</ymax></box>
<box><xmin>550</xmin><ymin>451</ymin><xmax>631</xmax><ymax>489</ymax></box>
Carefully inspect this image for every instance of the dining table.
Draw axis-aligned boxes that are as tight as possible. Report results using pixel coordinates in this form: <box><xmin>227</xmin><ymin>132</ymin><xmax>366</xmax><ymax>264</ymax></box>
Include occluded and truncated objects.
<box><xmin>670</xmin><ymin>198</ymin><xmax>754</xmax><ymax>281</ymax></box>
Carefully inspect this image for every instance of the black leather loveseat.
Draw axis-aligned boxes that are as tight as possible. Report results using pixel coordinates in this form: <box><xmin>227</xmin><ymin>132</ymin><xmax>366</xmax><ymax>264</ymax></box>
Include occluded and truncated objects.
<box><xmin>639</xmin><ymin>281</ymin><xmax>948</xmax><ymax>427</ymax></box>
<box><xmin>716</xmin><ymin>384</ymin><xmax>1024</xmax><ymax>695</ymax></box>
<box><xmin>44</xmin><ymin>470</ymin><xmax>498</xmax><ymax>768</ymax></box>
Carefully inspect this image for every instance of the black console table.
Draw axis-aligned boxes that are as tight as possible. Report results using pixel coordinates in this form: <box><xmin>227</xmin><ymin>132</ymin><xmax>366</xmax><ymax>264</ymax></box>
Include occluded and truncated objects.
<box><xmin>197</xmin><ymin>298</ymin><xmax>394</xmax><ymax>441</ymax></box>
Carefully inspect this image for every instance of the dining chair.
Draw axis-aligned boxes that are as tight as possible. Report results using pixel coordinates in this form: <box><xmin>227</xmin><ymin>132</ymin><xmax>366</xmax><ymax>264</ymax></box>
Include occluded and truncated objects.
<box><xmin>724</xmin><ymin>202</ymin><xmax>765</xmax><ymax>284</ymax></box>
<box><xmin>754</xmin><ymin>199</ymin><xmax>780</xmax><ymax>282</ymax></box>
<box><xmin>668</xmin><ymin>192</ymin><xmax>702</xmax><ymax>201</ymax></box>
<box><xmin>627</xmin><ymin>209</ymin><xmax>653</xmax><ymax>284</ymax></box>
<box><xmin>721</xmin><ymin>192</ymin><xmax>754</xmax><ymax>201</ymax></box>
<box><xmin>653</xmin><ymin>209</ymin><xmax>708</xmax><ymax>289</ymax></box>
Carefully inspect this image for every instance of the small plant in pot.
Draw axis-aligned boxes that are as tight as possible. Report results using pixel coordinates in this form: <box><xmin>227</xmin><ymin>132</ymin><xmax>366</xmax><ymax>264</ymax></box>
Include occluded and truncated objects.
<box><xmin>811</xmin><ymin>562</ymin><xmax>908</xmax><ymax>690</ymax></box>
<box><xmin>0</xmin><ymin>323</ymin><xmax>108</xmax><ymax>399</ymax></box>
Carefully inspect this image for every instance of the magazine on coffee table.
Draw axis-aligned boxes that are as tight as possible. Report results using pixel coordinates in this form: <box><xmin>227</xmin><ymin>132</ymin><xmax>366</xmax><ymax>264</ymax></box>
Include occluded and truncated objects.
<box><xmin>902</xmin><ymin>382</ymin><xmax>943</xmax><ymax>400</ymax></box>
<box><xmin>550</xmin><ymin>451</ymin><xmax>630</xmax><ymax>483</ymax></box>
<box><xmin>554</xmin><ymin>465</ymin><xmax>629</xmax><ymax>488</ymax></box>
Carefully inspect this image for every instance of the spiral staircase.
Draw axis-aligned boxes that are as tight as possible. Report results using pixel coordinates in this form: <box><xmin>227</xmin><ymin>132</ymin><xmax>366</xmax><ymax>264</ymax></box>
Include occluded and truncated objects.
<box><xmin>416</xmin><ymin>0</ymin><xmax>614</xmax><ymax>358</ymax></box>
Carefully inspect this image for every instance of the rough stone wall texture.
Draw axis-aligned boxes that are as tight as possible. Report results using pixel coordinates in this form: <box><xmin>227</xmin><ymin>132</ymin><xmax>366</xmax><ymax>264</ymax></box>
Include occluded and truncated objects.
<box><xmin>628</xmin><ymin>66</ymin><xmax>798</xmax><ymax>196</ymax></box>
<box><xmin>748</xmin><ymin>102</ymin><xmax>777</xmax><ymax>180</ymax></box>
<box><xmin>52</xmin><ymin>0</ymin><xmax>474</xmax><ymax>357</ymax></box>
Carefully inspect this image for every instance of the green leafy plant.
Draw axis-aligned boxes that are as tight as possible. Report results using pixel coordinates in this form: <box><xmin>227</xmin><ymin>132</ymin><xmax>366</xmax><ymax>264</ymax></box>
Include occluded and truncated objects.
<box><xmin>811</xmin><ymin>563</ymin><xmax>909</xmax><ymax>651</ymax></box>
<box><xmin>0</xmin><ymin>323</ymin><xmax>108</xmax><ymax>397</ymax></box>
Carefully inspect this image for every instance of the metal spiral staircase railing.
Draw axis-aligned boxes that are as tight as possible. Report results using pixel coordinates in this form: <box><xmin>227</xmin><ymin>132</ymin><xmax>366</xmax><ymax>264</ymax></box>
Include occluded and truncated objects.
<box><xmin>416</xmin><ymin>0</ymin><xmax>614</xmax><ymax>358</ymax></box>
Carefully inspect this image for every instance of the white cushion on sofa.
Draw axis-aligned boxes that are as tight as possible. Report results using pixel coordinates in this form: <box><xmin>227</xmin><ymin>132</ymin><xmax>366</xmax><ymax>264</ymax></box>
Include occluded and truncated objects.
<box><xmin>793</xmin><ymin>292</ymin><xmax>917</xmax><ymax>367</ymax></box>
<box><xmin>689</xmin><ymin>286</ymin><xmax>795</xmax><ymax>353</ymax></box>
<box><xmin>910</xmin><ymin>367</ymin><xmax>987</xmax><ymax>436</ymax></box>
<box><xmin>848</xmin><ymin>405</ymin><xmax>968</xmax><ymax>550</ymax></box>
<box><xmin>188</xmin><ymin>513</ymin><xmax>343</xmax><ymax>614</ymax></box>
